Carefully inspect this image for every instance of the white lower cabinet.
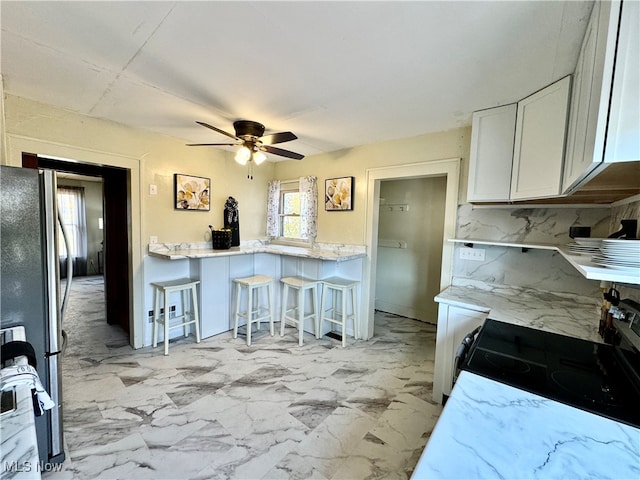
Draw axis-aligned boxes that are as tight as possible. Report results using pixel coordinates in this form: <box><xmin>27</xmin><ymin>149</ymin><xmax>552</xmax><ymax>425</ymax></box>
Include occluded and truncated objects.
<box><xmin>433</xmin><ymin>303</ymin><xmax>488</xmax><ymax>403</ymax></box>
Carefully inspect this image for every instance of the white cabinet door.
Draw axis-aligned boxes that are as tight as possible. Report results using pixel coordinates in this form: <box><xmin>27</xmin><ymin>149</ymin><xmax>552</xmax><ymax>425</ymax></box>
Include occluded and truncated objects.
<box><xmin>433</xmin><ymin>304</ymin><xmax>487</xmax><ymax>403</ymax></box>
<box><xmin>467</xmin><ymin>104</ymin><xmax>517</xmax><ymax>202</ymax></box>
<box><xmin>563</xmin><ymin>2</ymin><xmax>602</xmax><ymax>192</ymax></box>
<box><xmin>563</xmin><ymin>1</ymin><xmax>620</xmax><ymax>192</ymax></box>
<box><xmin>511</xmin><ymin>76</ymin><xmax>572</xmax><ymax>200</ymax></box>
<box><xmin>197</xmin><ymin>256</ymin><xmax>232</xmax><ymax>338</ymax></box>
<box><xmin>604</xmin><ymin>0</ymin><xmax>639</xmax><ymax>163</ymax></box>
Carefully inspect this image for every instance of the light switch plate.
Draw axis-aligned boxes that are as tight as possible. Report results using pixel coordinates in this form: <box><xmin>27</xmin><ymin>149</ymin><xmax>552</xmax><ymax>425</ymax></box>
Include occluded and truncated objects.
<box><xmin>149</xmin><ymin>184</ymin><xmax>157</xmax><ymax>195</ymax></box>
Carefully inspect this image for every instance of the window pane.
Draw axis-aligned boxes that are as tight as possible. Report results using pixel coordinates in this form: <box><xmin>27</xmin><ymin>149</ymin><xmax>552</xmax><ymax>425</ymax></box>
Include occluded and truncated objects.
<box><xmin>57</xmin><ymin>189</ymin><xmax>81</xmax><ymax>257</ymax></box>
<box><xmin>283</xmin><ymin>192</ymin><xmax>300</xmax><ymax>215</ymax></box>
<box><xmin>282</xmin><ymin>216</ymin><xmax>301</xmax><ymax>239</ymax></box>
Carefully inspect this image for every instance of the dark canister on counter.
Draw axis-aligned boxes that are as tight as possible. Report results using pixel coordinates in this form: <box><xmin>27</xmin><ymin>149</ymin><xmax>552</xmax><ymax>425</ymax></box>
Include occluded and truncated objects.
<box><xmin>224</xmin><ymin>196</ymin><xmax>240</xmax><ymax>247</ymax></box>
<box><xmin>209</xmin><ymin>226</ymin><xmax>232</xmax><ymax>250</ymax></box>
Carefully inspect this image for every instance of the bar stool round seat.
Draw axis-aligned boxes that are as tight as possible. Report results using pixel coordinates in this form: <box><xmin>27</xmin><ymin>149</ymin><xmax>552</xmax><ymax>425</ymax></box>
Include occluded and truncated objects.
<box><xmin>232</xmin><ymin>274</ymin><xmax>274</xmax><ymax>346</ymax></box>
<box><xmin>319</xmin><ymin>276</ymin><xmax>359</xmax><ymax>347</ymax></box>
<box><xmin>151</xmin><ymin>278</ymin><xmax>201</xmax><ymax>356</ymax></box>
<box><xmin>280</xmin><ymin>277</ymin><xmax>320</xmax><ymax>346</ymax></box>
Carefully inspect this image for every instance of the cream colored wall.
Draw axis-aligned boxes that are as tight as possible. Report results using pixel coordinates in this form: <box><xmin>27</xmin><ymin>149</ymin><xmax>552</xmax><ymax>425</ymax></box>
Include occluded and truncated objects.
<box><xmin>2</xmin><ymin>95</ymin><xmax>274</xmax><ymax>245</ymax></box>
<box><xmin>3</xmin><ymin>94</ymin><xmax>472</xmax><ymax>248</ymax></box>
<box><xmin>274</xmin><ymin>128</ymin><xmax>471</xmax><ymax>245</ymax></box>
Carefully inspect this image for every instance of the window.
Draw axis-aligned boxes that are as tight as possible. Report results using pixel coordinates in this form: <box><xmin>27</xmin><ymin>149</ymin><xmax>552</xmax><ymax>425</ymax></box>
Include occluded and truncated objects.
<box><xmin>57</xmin><ymin>186</ymin><xmax>87</xmax><ymax>259</ymax></box>
<box><xmin>267</xmin><ymin>177</ymin><xmax>318</xmax><ymax>243</ymax></box>
<box><xmin>280</xmin><ymin>183</ymin><xmax>303</xmax><ymax>240</ymax></box>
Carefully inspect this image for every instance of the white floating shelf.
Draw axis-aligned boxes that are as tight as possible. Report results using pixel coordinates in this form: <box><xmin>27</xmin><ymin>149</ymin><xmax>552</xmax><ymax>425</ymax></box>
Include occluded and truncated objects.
<box><xmin>449</xmin><ymin>238</ymin><xmax>639</xmax><ymax>285</ymax></box>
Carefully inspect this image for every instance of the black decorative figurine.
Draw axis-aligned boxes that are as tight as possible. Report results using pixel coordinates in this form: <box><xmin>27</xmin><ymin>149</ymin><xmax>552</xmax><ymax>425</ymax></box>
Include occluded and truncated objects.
<box><xmin>224</xmin><ymin>196</ymin><xmax>240</xmax><ymax>246</ymax></box>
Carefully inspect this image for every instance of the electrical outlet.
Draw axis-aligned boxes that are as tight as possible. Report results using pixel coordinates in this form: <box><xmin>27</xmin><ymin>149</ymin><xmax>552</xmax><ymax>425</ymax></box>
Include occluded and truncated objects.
<box><xmin>150</xmin><ymin>236</ymin><xmax>158</xmax><ymax>245</ymax></box>
<box><xmin>459</xmin><ymin>247</ymin><xmax>485</xmax><ymax>262</ymax></box>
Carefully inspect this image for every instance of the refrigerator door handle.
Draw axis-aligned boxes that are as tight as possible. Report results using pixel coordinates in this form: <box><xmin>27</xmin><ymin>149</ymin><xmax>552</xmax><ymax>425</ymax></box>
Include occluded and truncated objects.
<box><xmin>41</xmin><ymin>169</ymin><xmax>65</xmax><ymax>460</ymax></box>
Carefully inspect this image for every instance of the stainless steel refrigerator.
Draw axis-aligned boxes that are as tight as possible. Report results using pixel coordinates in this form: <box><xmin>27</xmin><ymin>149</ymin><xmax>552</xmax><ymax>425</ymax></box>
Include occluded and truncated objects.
<box><xmin>0</xmin><ymin>165</ymin><xmax>65</xmax><ymax>464</ymax></box>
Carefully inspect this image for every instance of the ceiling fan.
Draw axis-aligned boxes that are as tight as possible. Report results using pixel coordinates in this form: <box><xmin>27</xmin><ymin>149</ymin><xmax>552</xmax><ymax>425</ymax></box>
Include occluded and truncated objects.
<box><xmin>187</xmin><ymin>120</ymin><xmax>304</xmax><ymax>168</ymax></box>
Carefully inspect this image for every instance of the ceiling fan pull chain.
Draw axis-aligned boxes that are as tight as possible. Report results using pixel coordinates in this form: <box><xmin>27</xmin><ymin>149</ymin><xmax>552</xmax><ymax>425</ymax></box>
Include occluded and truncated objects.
<box><xmin>247</xmin><ymin>160</ymin><xmax>254</xmax><ymax>180</ymax></box>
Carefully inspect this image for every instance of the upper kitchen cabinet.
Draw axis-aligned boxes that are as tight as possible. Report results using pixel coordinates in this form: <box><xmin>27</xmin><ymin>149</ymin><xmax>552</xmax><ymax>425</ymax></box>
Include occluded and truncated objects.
<box><xmin>510</xmin><ymin>76</ymin><xmax>572</xmax><ymax>200</ymax></box>
<box><xmin>467</xmin><ymin>103</ymin><xmax>517</xmax><ymax>202</ymax></box>
<box><xmin>466</xmin><ymin>77</ymin><xmax>571</xmax><ymax>203</ymax></box>
<box><xmin>563</xmin><ymin>0</ymin><xmax>639</xmax><ymax>193</ymax></box>
<box><xmin>467</xmin><ymin>1</ymin><xmax>639</xmax><ymax>205</ymax></box>
<box><xmin>467</xmin><ymin>104</ymin><xmax>517</xmax><ymax>202</ymax></box>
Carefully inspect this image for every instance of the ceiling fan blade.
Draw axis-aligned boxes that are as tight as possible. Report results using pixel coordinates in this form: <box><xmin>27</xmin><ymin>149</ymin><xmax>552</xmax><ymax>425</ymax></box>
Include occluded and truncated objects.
<box><xmin>186</xmin><ymin>143</ymin><xmax>239</xmax><ymax>147</ymax></box>
<box><xmin>260</xmin><ymin>131</ymin><xmax>297</xmax><ymax>145</ymax></box>
<box><xmin>196</xmin><ymin>121</ymin><xmax>238</xmax><ymax>140</ymax></box>
<box><xmin>262</xmin><ymin>145</ymin><xmax>304</xmax><ymax>160</ymax></box>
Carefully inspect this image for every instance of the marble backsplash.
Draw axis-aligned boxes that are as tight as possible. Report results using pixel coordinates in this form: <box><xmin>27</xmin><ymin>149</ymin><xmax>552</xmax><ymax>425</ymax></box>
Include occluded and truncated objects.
<box><xmin>609</xmin><ymin>198</ymin><xmax>640</xmax><ymax>237</ymax></box>
<box><xmin>455</xmin><ymin>204</ymin><xmax>613</xmax><ymax>243</ymax></box>
<box><xmin>452</xmin><ymin>204</ymin><xmax>614</xmax><ymax>296</ymax></box>
<box><xmin>452</xmin><ymin>247</ymin><xmax>601</xmax><ymax>296</ymax></box>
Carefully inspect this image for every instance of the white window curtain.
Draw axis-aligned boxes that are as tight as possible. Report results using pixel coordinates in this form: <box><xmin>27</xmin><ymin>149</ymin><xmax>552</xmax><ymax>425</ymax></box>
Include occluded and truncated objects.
<box><xmin>299</xmin><ymin>176</ymin><xmax>318</xmax><ymax>241</ymax></box>
<box><xmin>57</xmin><ymin>187</ymin><xmax>88</xmax><ymax>277</ymax></box>
<box><xmin>266</xmin><ymin>180</ymin><xmax>280</xmax><ymax>237</ymax></box>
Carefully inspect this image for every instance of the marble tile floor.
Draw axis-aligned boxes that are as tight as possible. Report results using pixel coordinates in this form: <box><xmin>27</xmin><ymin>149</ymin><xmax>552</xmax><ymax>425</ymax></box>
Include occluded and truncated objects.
<box><xmin>46</xmin><ymin>276</ymin><xmax>442</xmax><ymax>480</ymax></box>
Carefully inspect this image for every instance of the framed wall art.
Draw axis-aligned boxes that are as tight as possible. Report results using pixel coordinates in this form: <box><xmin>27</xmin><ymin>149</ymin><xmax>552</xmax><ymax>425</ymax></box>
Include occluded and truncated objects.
<box><xmin>174</xmin><ymin>174</ymin><xmax>210</xmax><ymax>211</ymax></box>
<box><xmin>325</xmin><ymin>176</ymin><xmax>354</xmax><ymax>211</ymax></box>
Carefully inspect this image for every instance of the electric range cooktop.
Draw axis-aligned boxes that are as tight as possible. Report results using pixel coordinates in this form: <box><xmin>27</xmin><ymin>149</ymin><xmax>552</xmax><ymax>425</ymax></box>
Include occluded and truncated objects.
<box><xmin>462</xmin><ymin>319</ymin><xmax>640</xmax><ymax>428</ymax></box>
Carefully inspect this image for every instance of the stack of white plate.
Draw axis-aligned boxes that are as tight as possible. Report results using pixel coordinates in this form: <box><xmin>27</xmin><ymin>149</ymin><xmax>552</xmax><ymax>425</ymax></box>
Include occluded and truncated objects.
<box><xmin>567</xmin><ymin>237</ymin><xmax>603</xmax><ymax>255</ymax></box>
<box><xmin>592</xmin><ymin>239</ymin><xmax>640</xmax><ymax>273</ymax></box>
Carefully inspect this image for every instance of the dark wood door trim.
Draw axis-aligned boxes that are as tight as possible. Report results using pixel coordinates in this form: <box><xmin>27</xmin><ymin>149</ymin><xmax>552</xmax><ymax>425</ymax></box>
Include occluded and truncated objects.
<box><xmin>21</xmin><ymin>153</ymin><xmax>132</xmax><ymax>337</ymax></box>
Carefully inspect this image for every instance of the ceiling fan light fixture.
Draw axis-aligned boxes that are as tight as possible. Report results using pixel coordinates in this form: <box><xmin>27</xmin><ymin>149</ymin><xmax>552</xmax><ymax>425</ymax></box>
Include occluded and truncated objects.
<box><xmin>253</xmin><ymin>151</ymin><xmax>266</xmax><ymax>165</ymax></box>
<box><xmin>235</xmin><ymin>145</ymin><xmax>251</xmax><ymax>165</ymax></box>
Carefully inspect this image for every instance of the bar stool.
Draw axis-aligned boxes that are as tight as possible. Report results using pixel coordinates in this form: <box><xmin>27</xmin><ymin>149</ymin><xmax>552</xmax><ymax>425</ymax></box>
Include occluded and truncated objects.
<box><xmin>151</xmin><ymin>278</ymin><xmax>201</xmax><ymax>356</ymax></box>
<box><xmin>280</xmin><ymin>277</ymin><xmax>320</xmax><ymax>346</ymax></box>
<box><xmin>232</xmin><ymin>275</ymin><xmax>274</xmax><ymax>346</ymax></box>
<box><xmin>319</xmin><ymin>276</ymin><xmax>359</xmax><ymax>347</ymax></box>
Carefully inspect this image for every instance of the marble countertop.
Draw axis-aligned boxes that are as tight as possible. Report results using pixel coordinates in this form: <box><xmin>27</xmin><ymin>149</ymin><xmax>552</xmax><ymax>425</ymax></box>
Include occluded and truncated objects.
<box><xmin>0</xmin><ymin>385</ymin><xmax>40</xmax><ymax>479</ymax></box>
<box><xmin>148</xmin><ymin>241</ymin><xmax>366</xmax><ymax>262</ymax></box>
<box><xmin>435</xmin><ymin>283</ymin><xmax>602</xmax><ymax>343</ymax></box>
<box><xmin>412</xmin><ymin>371</ymin><xmax>640</xmax><ymax>479</ymax></box>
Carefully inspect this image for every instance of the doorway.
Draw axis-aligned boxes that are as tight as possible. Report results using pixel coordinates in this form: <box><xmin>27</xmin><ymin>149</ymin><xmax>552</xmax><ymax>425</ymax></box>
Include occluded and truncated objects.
<box><xmin>22</xmin><ymin>153</ymin><xmax>132</xmax><ymax>341</ymax></box>
<box><xmin>363</xmin><ymin>158</ymin><xmax>461</xmax><ymax>339</ymax></box>
<box><xmin>375</xmin><ymin>176</ymin><xmax>447</xmax><ymax>322</ymax></box>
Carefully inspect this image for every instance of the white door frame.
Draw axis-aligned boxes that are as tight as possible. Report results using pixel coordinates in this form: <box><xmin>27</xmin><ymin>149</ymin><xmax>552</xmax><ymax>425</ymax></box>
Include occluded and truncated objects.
<box><xmin>362</xmin><ymin>158</ymin><xmax>460</xmax><ymax>339</ymax></box>
<box><xmin>6</xmin><ymin>134</ymin><xmax>144</xmax><ymax>349</ymax></box>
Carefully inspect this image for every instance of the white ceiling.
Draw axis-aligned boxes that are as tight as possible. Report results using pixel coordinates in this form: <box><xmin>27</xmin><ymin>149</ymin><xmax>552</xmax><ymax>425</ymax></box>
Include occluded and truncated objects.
<box><xmin>1</xmin><ymin>1</ymin><xmax>593</xmax><ymax>160</ymax></box>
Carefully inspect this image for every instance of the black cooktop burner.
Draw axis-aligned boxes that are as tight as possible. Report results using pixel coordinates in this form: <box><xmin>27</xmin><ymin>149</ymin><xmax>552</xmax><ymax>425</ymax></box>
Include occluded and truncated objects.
<box><xmin>462</xmin><ymin>319</ymin><xmax>640</xmax><ymax>428</ymax></box>
<box><xmin>550</xmin><ymin>370</ymin><xmax>622</xmax><ymax>407</ymax></box>
<box><xmin>484</xmin><ymin>352</ymin><xmax>531</xmax><ymax>374</ymax></box>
